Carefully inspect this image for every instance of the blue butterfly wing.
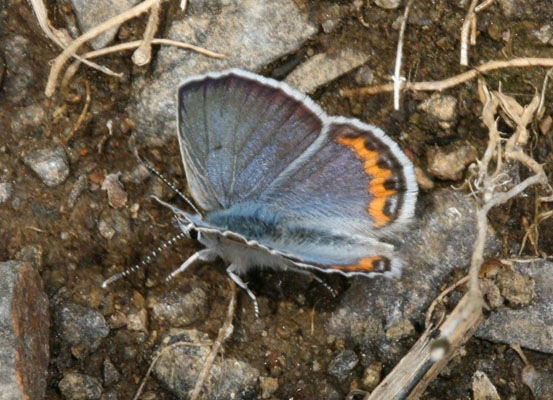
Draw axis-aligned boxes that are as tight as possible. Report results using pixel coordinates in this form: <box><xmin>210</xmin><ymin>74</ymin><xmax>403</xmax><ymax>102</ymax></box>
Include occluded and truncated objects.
<box><xmin>258</xmin><ymin>119</ymin><xmax>418</xmax><ymax>237</ymax></box>
<box><xmin>177</xmin><ymin>69</ymin><xmax>324</xmax><ymax>211</ymax></box>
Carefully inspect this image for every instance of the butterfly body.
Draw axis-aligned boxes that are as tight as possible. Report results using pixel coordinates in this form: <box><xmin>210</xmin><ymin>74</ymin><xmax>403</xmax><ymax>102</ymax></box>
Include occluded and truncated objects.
<box><xmin>166</xmin><ymin>68</ymin><xmax>418</xmax><ymax>311</ymax></box>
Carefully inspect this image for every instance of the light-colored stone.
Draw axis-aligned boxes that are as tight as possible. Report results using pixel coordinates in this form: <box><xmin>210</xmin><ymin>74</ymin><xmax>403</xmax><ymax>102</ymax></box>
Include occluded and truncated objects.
<box><xmin>70</xmin><ymin>0</ymin><xmax>141</xmax><ymax>49</ymax></box>
<box><xmin>285</xmin><ymin>47</ymin><xmax>370</xmax><ymax>93</ymax></box>
<box><xmin>133</xmin><ymin>0</ymin><xmax>317</xmax><ymax>145</ymax></box>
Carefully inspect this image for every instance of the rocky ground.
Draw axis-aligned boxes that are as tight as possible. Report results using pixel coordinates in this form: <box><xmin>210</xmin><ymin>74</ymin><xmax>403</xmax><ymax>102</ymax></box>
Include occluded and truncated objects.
<box><xmin>1</xmin><ymin>0</ymin><xmax>553</xmax><ymax>399</ymax></box>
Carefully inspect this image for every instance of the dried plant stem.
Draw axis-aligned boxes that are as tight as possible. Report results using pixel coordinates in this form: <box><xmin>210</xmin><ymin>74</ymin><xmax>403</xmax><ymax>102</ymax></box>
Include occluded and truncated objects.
<box><xmin>29</xmin><ymin>0</ymin><xmax>120</xmax><ymax>77</ymax></box>
<box><xmin>45</xmin><ymin>0</ymin><xmax>163</xmax><ymax>97</ymax></box>
<box><xmin>393</xmin><ymin>0</ymin><xmax>414</xmax><ymax>110</ymax></box>
<box><xmin>460</xmin><ymin>0</ymin><xmax>478</xmax><ymax>66</ymax></box>
<box><xmin>65</xmin><ymin>80</ymin><xmax>91</xmax><ymax>143</ymax></box>
<box><xmin>84</xmin><ymin>39</ymin><xmax>225</xmax><ymax>60</ymax></box>
<box><xmin>132</xmin><ymin>0</ymin><xmax>162</xmax><ymax>66</ymax></box>
<box><xmin>475</xmin><ymin>0</ymin><xmax>496</xmax><ymax>13</ymax></box>
<box><xmin>190</xmin><ymin>278</ymin><xmax>237</xmax><ymax>400</ymax></box>
<box><xmin>61</xmin><ymin>39</ymin><xmax>224</xmax><ymax>91</ymax></box>
<box><xmin>341</xmin><ymin>57</ymin><xmax>553</xmax><ymax>98</ymax></box>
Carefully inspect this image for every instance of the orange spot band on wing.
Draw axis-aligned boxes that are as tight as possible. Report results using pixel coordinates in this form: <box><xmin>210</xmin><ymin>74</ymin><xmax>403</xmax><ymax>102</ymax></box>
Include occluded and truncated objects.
<box><xmin>331</xmin><ymin>256</ymin><xmax>383</xmax><ymax>272</ymax></box>
<box><xmin>336</xmin><ymin>136</ymin><xmax>396</xmax><ymax>227</ymax></box>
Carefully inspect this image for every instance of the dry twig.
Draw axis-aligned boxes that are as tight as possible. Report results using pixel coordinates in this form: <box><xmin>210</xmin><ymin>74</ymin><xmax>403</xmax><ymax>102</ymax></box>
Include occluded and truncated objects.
<box><xmin>61</xmin><ymin>39</ymin><xmax>224</xmax><ymax>90</ymax></box>
<box><xmin>64</xmin><ymin>80</ymin><xmax>91</xmax><ymax>143</ymax></box>
<box><xmin>190</xmin><ymin>278</ymin><xmax>237</xmax><ymax>400</ymax></box>
<box><xmin>132</xmin><ymin>0</ymin><xmax>162</xmax><ymax>66</ymax></box>
<box><xmin>340</xmin><ymin>57</ymin><xmax>553</xmax><ymax>98</ymax></box>
<box><xmin>29</xmin><ymin>0</ymin><xmax>120</xmax><ymax>77</ymax></box>
<box><xmin>45</xmin><ymin>0</ymin><xmax>163</xmax><ymax>97</ymax></box>
<box><xmin>460</xmin><ymin>0</ymin><xmax>478</xmax><ymax>66</ymax></box>
<box><xmin>393</xmin><ymin>0</ymin><xmax>414</xmax><ymax>110</ymax></box>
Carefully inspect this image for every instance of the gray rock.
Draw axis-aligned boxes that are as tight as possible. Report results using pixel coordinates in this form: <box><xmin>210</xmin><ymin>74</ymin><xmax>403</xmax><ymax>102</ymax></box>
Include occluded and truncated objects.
<box><xmin>285</xmin><ymin>47</ymin><xmax>370</xmax><ymax>93</ymax></box>
<box><xmin>58</xmin><ymin>372</ymin><xmax>103</xmax><ymax>400</ymax></box>
<box><xmin>354</xmin><ymin>65</ymin><xmax>375</xmax><ymax>86</ymax></box>
<box><xmin>153</xmin><ymin>329</ymin><xmax>259</xmax><ymax>399</ymax></box>
<box><xmin>103</xmin><ymin>358</ymin><xmax>121</xmax><ymax>387</ymax></box>
<box><xmin>97</xmin><ymin>209</ymin><xmax>131</xmax><ymax>243</ymax></box>
<box><xmin>532</xmin><ymin>24</ymin><xmax>553</xmax><ymax>46</ymax></box>
<box><xmin>15</xmin><ymin>244</ymin><xmax>44</xmax><ymax>269</ymax></box>
<box><xmin>55</xmin><ymin>302</ymin><xmax>110</xmax><ymax>351</ymax></box>
<box><xmin>259</xmin><ymin>377</ymin><xmax>278</xmax><ymax>399</ymax></box>
<box><xmin>472</xmin><ymin>370</ymin><xmax>500</xmax><ymax>400</ymax></box>
<box><xmin>0</xmin><ymin>261</ymin><xmax>50</xmax><ymax>400</ymax></box>
<box><xmin>426</xmin><ymin>141</ymin><xmax>478</xmax><ymax>180</ymax></box>
<box><xmin>476</xmin><ymin>260</ymin><xmax>553</xmax><ymax>354</ymax></box>
<box><xmin>522</xmin><ymin>365</ymin><xmax>553</xmax><ymax>400</ymax></box>
<box><xmin>147</xmin><ymin>281</ymin><xmax>209</xmax><ymax>327</ymax></box>
<box><xmin>374</xmin><ymin>0</ymin><xmax>401</xmax><ymax>9</ymax></box>
<box><xmin>67</xmin><ymin>175</ymin><xmax>88</xmax><ymax>210</ymax></box>
<box><xmin>69</xmin><ymin>0</ymin><xmax>141</xmax><ymax>49</ymax></box>
<box><xmin>327</xmin><ymin>190</ymin><xmax>501</xmax><ymax>348</ymax></box>
<box><xmin>10</xmin><ymin>104</ymin><xmax>46</xmax><ymax>133</ymax></box>
<box><xmin>101</xmin><ymin>173</ymin><xmax>128</xmax><ymax>209</ymax></box>
<box><xmin>418</xmin><ymin>93</ymin><xmax>458</xmax><ymax>129</ymax></box>
<box><xmin>23</xmin><ymin>145</ymin><xmax>70</xmax><ymax>187</ymax></box>
<box><xmin>133</xmin><ymin>0</ymin><xmax>317</xmax><ymax>145</ymax></box>
<box><xmin>2</xmin><ymin>35</ymin><xmax>36</xmax><ymax>104</ymax></box>
<box><xmin>326</xmin><ymin>349</ymin><xmax>359</xmax><ymax>382</ymax></box>
<box><xmin>0</xmin><ymin>181</ymin><xmax>13</xmax><ymax>203</ymax></box>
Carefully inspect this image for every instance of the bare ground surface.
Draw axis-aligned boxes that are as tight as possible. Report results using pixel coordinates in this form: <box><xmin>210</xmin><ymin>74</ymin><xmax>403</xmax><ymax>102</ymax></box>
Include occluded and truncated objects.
<box><xmin>1</xmin><ymin>0</ymin><xmax>553</xmax><ymax>399</ymax></box>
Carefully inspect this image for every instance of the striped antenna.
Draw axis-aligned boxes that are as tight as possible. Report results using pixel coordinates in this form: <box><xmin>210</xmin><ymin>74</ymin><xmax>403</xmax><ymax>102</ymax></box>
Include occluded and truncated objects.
<box><xmin>133</xmin><ymin>148</ymin><xmax>201</xmax><ymax>215</ymax></box>
<box><xmin>101</xmin><ymin>232</ymin><xmax>188</xmax><ymax>288</ymax></box>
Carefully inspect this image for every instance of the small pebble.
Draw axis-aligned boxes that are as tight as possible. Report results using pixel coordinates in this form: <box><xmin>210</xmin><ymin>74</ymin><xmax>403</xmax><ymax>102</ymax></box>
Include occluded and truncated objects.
<box><xmin>55</xmin><ymin>302</ymin><xmax>109</xmax><ymax>351</ymax></box>
<box><xmin>259</xmin><ymin>376</ymin><xmax>279</xmax><ymax>399</ymax></box>
<box><xmin>10</xmin><ymin>104</ymin><xmax>46</xmax><ymax>133</ymax></box>
<box><xmin>327</xmin><ymin>349</ymin><xmax>359</xmax><ymax>382</ymax></box>
<box><xmin>0</xmin><ymin>181</ymin><xmax>13</xmax><ymax>203</ymax></box>
<box><xmin>418</xmin><ymin>94</ymin><xmax>458</xmax><ymax>129</ymax></box>
<box><xmin>522</xmin><ymin>365</ymin><xmax>553</xmax><ymax>400</ymax></box>
<box><xmin>101</xmin><ymin>173</ymin><xmax>128</xmax><ymax>208</ymax></box>
<box><xmin>472</xmin><ymin>370</ymin><xmax>500</xmax><ymax>400</ymax></box>
<box><xmin>103</xmin><ymin>358</ymin><xmax>121</xmax><ymax>386</ymax></box>
<box><xmin>496</xmin><ymin>268</ymin><xmax>535</xmax><ymax>307</ymax></box>
<box><xmin>23</xmin><ymin>145</ymin><xmax>70</xmax><ymax>187</ymax></box>
<box><xmin>147</xmin><ymin>284</ymin><xmax>208</xmax><ymax>327</ymax></box>
<box><xmin>354</xmin><ymin>65</ymin><xmax>375</xmax><ymax>86</ymax></box>
<box><xmin>426</xmin><ymin>142</ymin><xmax>478</xmax><ymax>180</ymax></box>
<box><xmin>58</xmin><ymin>372</ymin><xmax>103</xmax><ymax>400</ymax></box>
<box><xmin>414</xmin><ymin>166</ymin><xmax>434</xmax><ymax>190</ymax></box>
<box><xmin>374</xmin><ymin>0</ymin><xmax>401</xmax><ymax>9</ymax></box>
<box><xmin>361</xmin><ymin>362</ymin><xmax>382</xmax><ymax>391</ymax></box>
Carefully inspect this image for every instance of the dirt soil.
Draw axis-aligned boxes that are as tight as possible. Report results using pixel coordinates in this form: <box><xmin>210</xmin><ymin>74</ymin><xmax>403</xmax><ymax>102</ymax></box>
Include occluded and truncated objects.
<box><xmin>1</xmin><ymin>0</ymin><xmax>552</xmax><ymax>399</ymax></box>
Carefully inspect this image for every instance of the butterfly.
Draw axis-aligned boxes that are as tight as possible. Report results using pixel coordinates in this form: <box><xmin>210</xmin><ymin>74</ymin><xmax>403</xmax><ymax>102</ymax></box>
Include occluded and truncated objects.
<box><xmin>107</xmin><ymin>68</ymin><xmax>418</xmax><ymax>315</ymax></box>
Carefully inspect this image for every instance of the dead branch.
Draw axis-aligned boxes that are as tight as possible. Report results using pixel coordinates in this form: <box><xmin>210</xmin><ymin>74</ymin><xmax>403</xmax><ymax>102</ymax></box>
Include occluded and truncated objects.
<box><xmin>460</xmin><ymin>0</ymin><xmax>478</xmax><ymax>66</ymax></box>
<box><xmin>190</xmin><ymin>278</ymin><xmax>237</xmax><ymax>400</ymax></box>
<box><xmin>45</xmin><ymin>0</ymin><xmax>163</xmax><ymax>97</ymax></box>
<box><xmin>61</xmin><ymin>38</ymin><xmax>224</xmax><ymax>90</ymax></box>
<box><xmin>29</xmin><ymin>0</ymin><xmax>121</xmax><ymax>77</ymax></box>
<box><xmin>340</xmin><ymin>57</ymin><xmax>553</xmax><ymax>98</ymax></box>
<box><xmin>64</xmin><ymin>80</ymin><xmax>91</xmax><ymax>143</ymax></box>
<box><xmin>363</xmin><ymin>293</ymin><xmax>483</xmax><ymax>400</ymax></box>
<box><xmin>393</xmin><ymin>0</ymin><xmax>414</xmax><ymax>110</ymax></box>
<box><xmin>132</xmin><ymin>0</ymin><xmax>162</xmax><ymax>66</ymax></box>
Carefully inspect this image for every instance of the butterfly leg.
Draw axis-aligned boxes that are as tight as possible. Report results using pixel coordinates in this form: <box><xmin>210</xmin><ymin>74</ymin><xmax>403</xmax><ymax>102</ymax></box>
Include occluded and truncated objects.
<box><xmin>285</xmin><ymin>266</ymin><xmax>337</xmax><ymax>298</ymax></box>
<box><xmin>167</xmin><ymin>249</ymin><xmax>218</xmax><ymax>281</ymax></box>
<box><xmin>226</xmin><ymin>265</ymin><xmax>259</xmax><ymax>318</ymax></box>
